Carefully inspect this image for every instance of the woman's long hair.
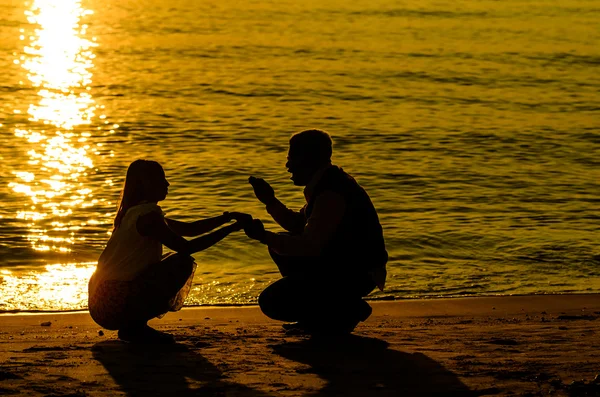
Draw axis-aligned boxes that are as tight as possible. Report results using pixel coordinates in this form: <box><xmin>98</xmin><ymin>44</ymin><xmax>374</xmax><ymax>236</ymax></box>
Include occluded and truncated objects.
<box><xmin>113</xmin><ymin>159</ymin><xmax>164</xmax><ymax>229</ymax></box>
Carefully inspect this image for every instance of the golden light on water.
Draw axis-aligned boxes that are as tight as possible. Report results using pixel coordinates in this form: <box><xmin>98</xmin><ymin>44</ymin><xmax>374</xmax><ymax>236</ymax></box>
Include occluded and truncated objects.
<box><xmin>21</xmin><ymin>0</ymin><xmax>97</xmax><ymax>129</ymax></box>
<box><xmin>1</xmin><ymin>0</ymin><xmax>106</xmax><ymax>311</ymax></box>
<box><xmin>0</xmin><ymin>264</ymin><xmax>96</xmax><ymax>312</ymax></box>
<box><xmin>10</xmin><ymin>0</ymin><xmax>99</xmax><ymax>253</ymax></box>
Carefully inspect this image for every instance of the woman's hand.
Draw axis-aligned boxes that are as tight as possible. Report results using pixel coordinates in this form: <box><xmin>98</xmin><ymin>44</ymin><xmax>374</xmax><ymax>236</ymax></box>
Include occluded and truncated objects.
<box><xmin>230</xmin><ymin>221</ymin><xmax>245</xmax><ymax>232</ymax></box>
<box><xmin>228</xmin><ymin>212</ymin><xmax>253</xmax><ymax>225</ymax></box>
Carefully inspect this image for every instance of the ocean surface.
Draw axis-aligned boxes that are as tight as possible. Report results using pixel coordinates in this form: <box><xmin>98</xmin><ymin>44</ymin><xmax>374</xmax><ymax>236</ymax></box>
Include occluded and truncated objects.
<box><xmin>0</xmin><ymin>0</ymin><xmax>599</xmax><ymax>312</ymax></box>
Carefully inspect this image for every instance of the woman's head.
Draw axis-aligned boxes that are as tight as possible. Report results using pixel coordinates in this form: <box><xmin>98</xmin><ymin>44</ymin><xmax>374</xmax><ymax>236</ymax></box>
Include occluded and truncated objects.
<box><xmin>113</xmin><ymin>160</ymin><xmax>169</xmax><ymax>228</ymax></box>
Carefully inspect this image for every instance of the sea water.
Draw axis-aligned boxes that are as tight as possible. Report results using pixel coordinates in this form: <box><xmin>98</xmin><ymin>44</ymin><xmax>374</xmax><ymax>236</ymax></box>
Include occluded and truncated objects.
<box><xmin>0</xmin><ymin>0</ymin><xmax>598</xmax><ymax>311</ymax></box>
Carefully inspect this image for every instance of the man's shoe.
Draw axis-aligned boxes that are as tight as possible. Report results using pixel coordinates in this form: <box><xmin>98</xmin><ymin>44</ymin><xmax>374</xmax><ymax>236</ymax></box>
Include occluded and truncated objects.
<box><xmin>282</xmin><ymin>322</ymin><xmax>303</xmax><ymax>331</ymax></box>
<box><xmin>281</xmin><ymin>301</ymin><xmax>372</xmax><ymax>337</ymax></box>
<box><xmin>315</xmin><ymin>301</ymin><xmax>373</xmax><ymax>336</ymax></box>
<box><xmin>282</xmin><ymin>322</ymin><xmax>312</xmax><ymax>335</ymax></box>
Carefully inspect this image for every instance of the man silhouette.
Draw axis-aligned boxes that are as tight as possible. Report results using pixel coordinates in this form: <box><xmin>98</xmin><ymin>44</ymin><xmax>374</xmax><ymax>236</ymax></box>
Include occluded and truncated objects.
<box><xmin>245</xmin><ymin>129</ymin><xmax>388</xmax><ymax>334</ymax></box>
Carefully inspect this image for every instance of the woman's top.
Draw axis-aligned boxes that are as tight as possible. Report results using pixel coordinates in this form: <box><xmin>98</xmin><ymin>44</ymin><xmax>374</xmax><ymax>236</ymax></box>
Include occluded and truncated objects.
<box><xmin>89</xmin><ymin>203</ymin><xmax>163</xmax><ymax>297</ymax></box>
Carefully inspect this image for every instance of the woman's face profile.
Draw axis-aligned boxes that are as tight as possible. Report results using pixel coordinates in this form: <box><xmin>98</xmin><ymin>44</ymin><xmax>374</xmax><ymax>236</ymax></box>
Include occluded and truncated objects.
<box><xmin>144</xmin><ymin>169</ymin><xmax>170</xmax><ymax>202</ymax></box>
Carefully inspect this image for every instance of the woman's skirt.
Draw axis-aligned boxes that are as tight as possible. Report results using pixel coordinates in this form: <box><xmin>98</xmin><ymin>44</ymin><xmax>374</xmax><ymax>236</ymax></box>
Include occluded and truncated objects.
<box><xmin>88</xmin><ymin>253</ymin><xmax>196</xmax><ymax>330</ymax></box>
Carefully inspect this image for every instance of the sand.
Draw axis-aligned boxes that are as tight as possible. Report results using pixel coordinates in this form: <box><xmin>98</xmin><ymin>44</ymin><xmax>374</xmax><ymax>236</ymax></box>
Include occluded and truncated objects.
<box><xmin>1</xmin><ymin>294</ymin><xmax>599</xmax><ymax>396</ymax></box>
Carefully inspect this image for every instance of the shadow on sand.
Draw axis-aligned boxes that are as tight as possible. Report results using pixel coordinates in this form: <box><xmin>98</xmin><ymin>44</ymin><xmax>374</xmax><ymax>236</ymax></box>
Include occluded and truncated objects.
<box><xmin>92</xmin><ymin>340</ymin><xmax>271</xmax><ymax>397</ymax></box>
<box><xmin>272</xmin><ymin>334</ymin><xmax>483</xmax><ymax>397</ymax></box>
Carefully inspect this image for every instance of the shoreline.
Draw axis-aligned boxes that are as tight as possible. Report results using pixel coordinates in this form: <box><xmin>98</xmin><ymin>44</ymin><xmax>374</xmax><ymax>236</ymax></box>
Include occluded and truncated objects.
<box><xmin>2</xmin><ymin>291</ymin><xmax>599</xmax><ymax>316</ymax></box>
<box><xmin>1</xmin><ymin>294</ymin><xmax>599</xmax><ymax>396</ymax></box>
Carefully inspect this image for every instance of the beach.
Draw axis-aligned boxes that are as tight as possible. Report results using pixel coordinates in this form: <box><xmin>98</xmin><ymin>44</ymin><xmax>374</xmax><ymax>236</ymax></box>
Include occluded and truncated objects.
<box><xmin>1</xmin><ymin>294</ymin><xmax>599</xmax><ymax>396</ymax></box>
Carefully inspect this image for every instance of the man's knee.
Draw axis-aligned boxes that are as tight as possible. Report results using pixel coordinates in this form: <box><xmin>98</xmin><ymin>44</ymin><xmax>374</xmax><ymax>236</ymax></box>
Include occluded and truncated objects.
<box><xmin>258</xmin><ymin>278</ymin><xmax>299</xmax><ymax>321</ymax></box>
<box><xmin>258</xmin><ymin>282</ymin><xmax>280</xmax><ymax>319</ymax></box>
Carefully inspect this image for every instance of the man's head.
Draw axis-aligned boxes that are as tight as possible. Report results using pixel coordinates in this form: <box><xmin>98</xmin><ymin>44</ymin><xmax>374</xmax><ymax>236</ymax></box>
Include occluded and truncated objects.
<box><xmin>286</xmin><ymin>129</ymin><xmax>333</xmax><ymax>186</ymax></box>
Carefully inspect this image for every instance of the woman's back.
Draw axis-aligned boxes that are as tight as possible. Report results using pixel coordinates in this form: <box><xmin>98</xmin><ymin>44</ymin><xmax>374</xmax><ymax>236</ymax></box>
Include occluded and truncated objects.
<box><xmin>90</xmin><ymin>203</ymin><xmax>163</xmax><ymax>295</ymax></box>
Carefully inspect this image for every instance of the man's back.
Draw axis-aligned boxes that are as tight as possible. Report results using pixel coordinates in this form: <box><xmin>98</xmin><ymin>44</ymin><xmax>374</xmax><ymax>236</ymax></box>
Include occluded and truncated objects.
<box><xmin>306</xmin><ymin>166</ymin><xmax>388</xmax><ymax>272</ymax></box>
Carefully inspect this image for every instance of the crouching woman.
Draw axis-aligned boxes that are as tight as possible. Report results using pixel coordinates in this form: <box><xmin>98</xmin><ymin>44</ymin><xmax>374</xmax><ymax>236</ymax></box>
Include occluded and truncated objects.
<box><xmin>88</xmin><ymin>159</ymin><xmax>249</xmax><ymax>343</ymax></box>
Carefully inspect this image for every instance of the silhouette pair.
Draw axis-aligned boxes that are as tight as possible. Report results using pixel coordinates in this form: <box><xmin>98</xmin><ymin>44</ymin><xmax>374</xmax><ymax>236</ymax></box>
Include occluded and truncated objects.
<box><xmin>88</xmin><ymin>129</ymin><xmax>387</xmax><ymax>343</ymax></box>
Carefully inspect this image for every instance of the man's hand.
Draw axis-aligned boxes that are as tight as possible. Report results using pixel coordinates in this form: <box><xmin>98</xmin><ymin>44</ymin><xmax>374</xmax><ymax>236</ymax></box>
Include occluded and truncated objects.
<box><xmin>248</xmin><ymin>176</ymin><xmax>276</xmax><ymax>206</ymax></box>
<box><xmin>244</xmin><ymin>219</ymin><xmax>266</xmax><ymax>242</ymax></box>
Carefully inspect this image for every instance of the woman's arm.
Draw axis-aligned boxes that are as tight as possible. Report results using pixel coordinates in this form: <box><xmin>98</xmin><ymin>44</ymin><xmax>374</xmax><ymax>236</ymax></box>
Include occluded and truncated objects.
<box><xmin>166</xmin><ymin>212</ymin><xmax>252</xmax><ymax>237</ymax></box>
<box><xmin>165</xmin><ymin>213</ymin><xmax>229</xmax><ymax>237</ymax></box>
<box><xmin>138</xmin><ymin>212</ymin><xmax>242</xmax><ymax>255</ymax></box>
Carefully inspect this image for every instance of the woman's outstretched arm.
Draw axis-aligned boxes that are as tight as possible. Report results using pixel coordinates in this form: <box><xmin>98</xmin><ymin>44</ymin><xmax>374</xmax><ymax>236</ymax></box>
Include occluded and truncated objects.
<box><xmin>165</xmin><ymin>212</ymin><xmax>251</xmax><ymax>237</ymax></box>
<box><xmin>139</xmin><ymin>212</ymin><xmax>243</xmax><ymax>255</ymax></box>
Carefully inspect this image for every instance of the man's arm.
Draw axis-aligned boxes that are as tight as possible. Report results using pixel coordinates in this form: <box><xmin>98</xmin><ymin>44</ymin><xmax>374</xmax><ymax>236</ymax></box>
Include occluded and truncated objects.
<box><xmin>248</xmin><ymin>176</ymin><xmax>306</xmax><ymax>234</ymax></box>
<box><xmin>265</xmin><ymin>199</ymin><xmax>306</xmax><ymax>234</ymax></box>
<box><xmin>263</xmin><ymin>191</ymin><xmax>345</xmax><ymax>256</ymax></box>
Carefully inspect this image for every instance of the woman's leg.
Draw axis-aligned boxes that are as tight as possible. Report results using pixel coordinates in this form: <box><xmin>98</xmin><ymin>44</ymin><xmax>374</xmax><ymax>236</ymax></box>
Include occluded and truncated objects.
<box><xmin>128</xmin><ymin>253</ymin><xmax>196</xmax><ymax>320</ymax></box>
<box><xmin>88</xmin><ymin>280</ymin><xmax>133</xmax><ymax>331</ymax></box>
<box><xmin>119</xmin><ymin>254</ymin><xmax>196</xmax><ymax>342</ymax></box>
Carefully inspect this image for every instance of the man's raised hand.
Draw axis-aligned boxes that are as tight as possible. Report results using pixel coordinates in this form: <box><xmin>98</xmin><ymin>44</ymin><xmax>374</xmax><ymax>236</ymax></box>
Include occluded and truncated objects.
<box><xmin>248</xmin><ymin>176</ymin><xmax>276</xmax><ymax>206</ymax></box>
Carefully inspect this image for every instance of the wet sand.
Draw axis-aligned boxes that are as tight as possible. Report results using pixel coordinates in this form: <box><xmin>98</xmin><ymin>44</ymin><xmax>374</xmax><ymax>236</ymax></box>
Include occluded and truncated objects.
<box><xmin>1</xmin><ymin>294</ymin><xmax>599</xmax><ymax>396</ymax></box>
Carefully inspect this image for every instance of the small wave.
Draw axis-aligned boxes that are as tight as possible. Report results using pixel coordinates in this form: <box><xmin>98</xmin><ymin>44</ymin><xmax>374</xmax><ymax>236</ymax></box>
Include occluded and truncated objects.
<box><xmin>346</xmin><ymin>9</ymin><xmax>489</xmax><ymax>19</ymax></box>
<box><xmin>0</xmin><ymin>85</ymin><xmax>27</xmax><ymax>93</ymax></box>
<box><xmin>205</xmin><ymin>88</ymin><xmax>285</xmax><ymax>98</ymax></box>
<box><xmin>524</xmin><ymin>52</ymin><xmax>600</xmax><ymax>66</ymax></box>
<box><xmin>0</xmin><ymin>18</ymin><xmax>21</xmax><ymax>28</ymax></box>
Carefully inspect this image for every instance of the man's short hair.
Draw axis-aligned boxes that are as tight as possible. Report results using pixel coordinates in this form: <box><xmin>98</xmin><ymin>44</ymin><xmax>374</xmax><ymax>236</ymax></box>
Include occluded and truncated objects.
<box><xmin>289</xmin><ymin>129</ymin><xmax>333</xmax><ymax>163</ymax></box>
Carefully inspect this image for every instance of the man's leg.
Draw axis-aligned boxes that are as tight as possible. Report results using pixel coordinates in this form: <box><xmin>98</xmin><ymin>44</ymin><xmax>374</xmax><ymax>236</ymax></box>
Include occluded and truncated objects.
<box><xmin>258</xmin><ymin>270</ymin><xmax>376</xmax><ymax>333</ymax></box>
<box><xmin>258</xmin><ymin>276</ymin><xmax>306</xmax><ymax>323</ymax></box>
<box><xmin>304</xmin><ymin>274</ymin><xmax>375</xmax><ymax>333</ymax></box>
<box><xmin>261</xmin><ymin>249</ymin><xmax>325</xmax><ymax>322</ymax></box>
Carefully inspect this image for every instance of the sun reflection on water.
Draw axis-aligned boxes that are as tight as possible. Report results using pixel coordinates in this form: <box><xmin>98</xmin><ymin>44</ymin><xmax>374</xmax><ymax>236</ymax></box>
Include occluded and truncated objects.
<box><xmin>0</xmin><ymin>264</ymin><xmax>96</xmax><ymax>312</ymax></box>
<box><xmin>10</xmin><ymin>0</ymin><xmax>99</xmax><ymax>253</ymax></box>
<box><xmin>3</xmin><ymin>0</ymin><xmax>106</xmax><ymax>311</ymax></box>
<box><xmin>21</xmin><ymin>0</ymin><xmax>97</xmax><ymax>129</ymax></box>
